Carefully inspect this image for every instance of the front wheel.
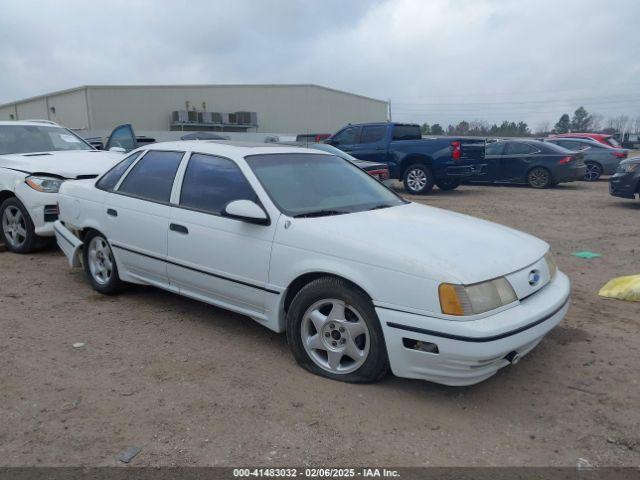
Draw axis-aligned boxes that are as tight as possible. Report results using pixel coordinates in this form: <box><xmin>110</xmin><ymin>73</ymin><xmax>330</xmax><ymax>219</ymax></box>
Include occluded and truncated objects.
<box><xmin>0</xmin><ymin>197</ymin><xmax>39</xmax><ymax>253</ymax></box>
<box><xmin>435</xmin><ymin>178</ymin><xmax>460</xmax><ymax>191</ymax></box>
<box><xmin>403</xmin><ymin>164</ymin><xmax>435</xmax><ymax>194</ymax></box>
<box><xmin>82</xmin><ymin>231</ymin><xmax>125</xmax><ymax>294</ymax></box>
<box><xmin>527</xmin><ymin>167</ymin><xmax>552</xmax><ymax>188</ymax></box>
<box><xmin>286</xmin><ymin>277</ymin><xmax>389</xmax><ymax>383</ymax></box>
<box><xmin>584</xmin><ymin>162</ymin><xmax>602</xmax><ymax>182</ymax></box>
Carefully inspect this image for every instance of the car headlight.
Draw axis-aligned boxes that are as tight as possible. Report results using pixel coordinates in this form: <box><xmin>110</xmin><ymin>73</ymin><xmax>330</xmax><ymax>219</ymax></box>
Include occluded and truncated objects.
<box><xmin>621</xmin><ymin>163</ymin><xmax>638</xmax><ymax>173</ymax></box>
<box><xmin>545</xmin><ymin>251</ymin><xmax>557</xmax><ymax>279</ymax></box>
<box><xmin>25</xmin><ymin>176</ymin><xmax>65</xmax><ymax>193</ymax></box>
<box><xmin>439</xmin><ymin>277</ymin><xmax>517</xmax><ymax>316</ymax></box>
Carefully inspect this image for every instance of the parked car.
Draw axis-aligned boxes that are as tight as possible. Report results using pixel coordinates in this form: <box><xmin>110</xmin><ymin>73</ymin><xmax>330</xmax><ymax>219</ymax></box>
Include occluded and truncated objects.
<box><xmin>325</xmin><ymin>122</ymin><xmax>485</xmax><ymax>194</ymax></box>
<box><xmin>548</xmin><ymin>133</ymin><xmax>621</xmax><ymax>148</ymax></box>
<box><xmin>296</xmin><ymin>133</ymin><xmax>331</xmax><ymax>143</ymax></box>
<box><xmin>284</xmin><ymin>142</ymin><xmax>391</xmax><ymax>183</ymax></box>
<box><xmin>54</xmin><ymin>141</ymin><xmax>570</xmax><ymax>386</ymax></box>
<box><xmin>609</xmin><ymin>156</ymin><xmax>640</xmax><ymax>200</ymax></box>
<box><xmin>614</xmin><ymin>132</ymin><xmax>640</xmax><ymax>149</ymax></box>
<box><xmin>180</xmin><ymin>131</ymin><xmax>230</xmax><ymax>141</ymax></box>
<box><xmin>545</xmin><ymin>137</ymin><xmax>628</xmax><ymax>181</ymax></box>
<box><xmin>0</xmin><ymin>121</ymin><xmax>123</xmax><ymax>253</ymax></box>
<box><xmin>470</xmin><ymin>139</ymin><xmax>586</xmax><ymax>188</ymax></box>
<box><xmin>83</xmin><ymin>129</ymin><xmax>156</xmax><ymax>150</ymax></box>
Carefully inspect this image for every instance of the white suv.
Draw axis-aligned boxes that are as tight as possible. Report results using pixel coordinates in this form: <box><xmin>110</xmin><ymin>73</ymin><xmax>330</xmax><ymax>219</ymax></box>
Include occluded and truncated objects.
<box><xmin>0</xmin><ymin>121</ymin><xmax>122</xmax><ymax>252</ymax></box>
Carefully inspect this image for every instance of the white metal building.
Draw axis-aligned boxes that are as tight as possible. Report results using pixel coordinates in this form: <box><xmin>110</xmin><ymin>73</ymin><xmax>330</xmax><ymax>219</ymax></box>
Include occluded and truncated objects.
<box><xmin>0</xmin><ymin>84</ymin><xmax>388</xmax><ymax>135</ymax></box>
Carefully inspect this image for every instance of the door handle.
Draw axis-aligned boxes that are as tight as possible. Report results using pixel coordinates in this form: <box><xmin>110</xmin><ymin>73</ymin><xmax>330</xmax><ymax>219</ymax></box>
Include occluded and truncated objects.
<box><xmin>170</xmin><ymin>223</ymin><xmax>189</xmax><ymax>234</ymax></box>
<box><xmin>107</xmin><ymin>208</ymin><xmax>118</xmax><ymax>217</ymax></box>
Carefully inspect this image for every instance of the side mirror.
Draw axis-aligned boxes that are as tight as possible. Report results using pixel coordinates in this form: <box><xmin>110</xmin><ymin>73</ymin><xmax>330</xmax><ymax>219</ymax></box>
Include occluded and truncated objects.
<box><xmin>109</xmin><ymin>147</ymin><xmax>126</xmax><ymax>153</ymax></box>
<box><xmin>224</xmin><ymin>200</ymin><xmax>269</xmax><ymax>225</ymax></box>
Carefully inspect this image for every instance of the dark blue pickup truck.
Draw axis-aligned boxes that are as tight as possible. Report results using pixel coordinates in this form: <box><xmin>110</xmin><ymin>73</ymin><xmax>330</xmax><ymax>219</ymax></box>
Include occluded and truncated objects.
<box><xmin>325</xmin><ymin>122</ymin><xmax>486</xmax><ymax>194</ymax></box>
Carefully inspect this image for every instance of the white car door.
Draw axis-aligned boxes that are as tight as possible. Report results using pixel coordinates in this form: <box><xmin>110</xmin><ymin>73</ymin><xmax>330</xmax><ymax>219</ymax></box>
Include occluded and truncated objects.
<box><xmin>104</xmin><ymin>150</ymin><xmax>185</xmax><ymax>287</ymax></box>
<box><xmin>167</xmin><ymin>152</ymin><xmax>276</xmax><ymax>314</ymax></box>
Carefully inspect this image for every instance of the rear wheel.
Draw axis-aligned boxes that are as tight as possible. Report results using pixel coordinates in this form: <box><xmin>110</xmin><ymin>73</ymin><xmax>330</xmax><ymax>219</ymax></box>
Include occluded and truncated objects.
<box><xmin>0</xmin><ymin>197</ymin><xmax>40</xmax><ymax>253</ymax></box>
<box><xmin>584</xmin><ymin>162</ymin><xmax>602</xmax><ymax>181</ymax></box>
<box><xmin>527</xmin><ymin>167</ymin><xmax>552</xmax><ymax>188</ymax></box>
<box><xmin>82</xmin><ymin>231</ymin><xmax>125</xmax><ymax>294</ymax></box>
<box><xmin>286</xmin><ymin>277</ymin><xmax>389</xmax><ymax>383</ymax></box>
<box><xmin>403</xmin><ymin>164</ymin><xmax>434</xmax><ymax>194</ymax></box>
<box><xmin>435</xmin><ymin>178</ymin><xmax>460</xmax><ymax>191</ymax></box>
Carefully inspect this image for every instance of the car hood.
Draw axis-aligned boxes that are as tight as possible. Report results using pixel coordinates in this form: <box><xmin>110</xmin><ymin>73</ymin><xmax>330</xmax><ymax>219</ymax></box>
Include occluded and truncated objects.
<box><xmin>0</xmin><ymin>150</ymin><xmax>124</xmax><ymax>178</ymax></box>
<box><xmin>282</xmin><ymin>202</ymin><xmax>548</xmax><ymax>285</ymax></box>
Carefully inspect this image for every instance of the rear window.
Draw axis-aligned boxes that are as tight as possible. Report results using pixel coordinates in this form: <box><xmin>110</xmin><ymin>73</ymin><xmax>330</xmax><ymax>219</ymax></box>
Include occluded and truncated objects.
<box><xmin>604</xmin><ymin>136</ymin><xmax>621</xmax><ymax>147</ymax></box>
<box><xmin>392</xmin><ymin>125</ymin><xmax>421</xmax><ymax>141</ymax></box>
<box><xmin>359</xmin><ymin>125</ymin><xmax>386</xmax><ymax>144</ymax></box>
<box><xmin>96</xmin><ymin>151</ymin><xmax>142</xmax><ymax>190</ymax></box>
<box><xmin>118</xmin><ymin>150</ymin><xmax>183</xmax><ymax>203</ymax></box>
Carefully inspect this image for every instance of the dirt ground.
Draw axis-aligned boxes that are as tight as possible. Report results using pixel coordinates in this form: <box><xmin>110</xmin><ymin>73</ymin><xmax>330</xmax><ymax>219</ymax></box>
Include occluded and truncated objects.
<box><xmin>0</xmin><ymin>177</ymin><xmax>639</xmax><ymax>467</ymax></box>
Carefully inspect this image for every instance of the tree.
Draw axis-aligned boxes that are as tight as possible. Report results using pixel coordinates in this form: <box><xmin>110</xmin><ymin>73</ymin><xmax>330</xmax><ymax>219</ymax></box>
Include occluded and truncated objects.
<box><xmin>420</xmin><ymin>123</ymin><xmax>430</xmax><ymax>135</ymax></box>
<box><xmin>571</xmin><ymin>106</ymin><xmax>592</xmax><ymax>132</ymax></box>
<box><xmin>455</xmin><ymin>120</ymin><xmax>470</xmax><ymax>135</ymax></box>
<box><xmin>535</xmin><ymin>121</ymin><xmax>550</xmax><ymax>136</ymax></box>
<box><xmin>430</xmin><ymin>123</ymin><xmax>444</xmax><ymax>135</ymax></box>
<box><xmin>554</xmin><ymin>114</ymin><xmax>571</xmax><ymax>134</ymax></box>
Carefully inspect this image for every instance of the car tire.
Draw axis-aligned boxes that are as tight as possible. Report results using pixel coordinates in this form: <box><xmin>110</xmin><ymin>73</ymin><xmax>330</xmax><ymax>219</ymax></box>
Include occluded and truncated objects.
<box><xmin>403</xmin><ymin>164</ymin><xmax>435</xmax><ymax>194</ymax></box>
<box><xmin>584</xmin><ymin>162</ymin><xmax>602</xmax><ymax>182</ymax></box>
<box><xmin>0</xmin><ymin>197</ymin><xmax>41</xmax><ymax>253</ymax></box>
<box><xmin>435</xmin><ymin>179</ymin><xmax>460</xmax><ymax>191</ymax></box>
<box><xmin>286</xmin><ymin>277</ymin><xmax>389</xmax><ymax>383</ymax></box>
<box><xmin>82</xmin><ymin>230</ymin><xmax>125</xmax><ymax>295</ymax></box>
<box><xmin>527</xmin><ymin>167</ymin><xmax>552</xmax><ymax>188</ymax></box>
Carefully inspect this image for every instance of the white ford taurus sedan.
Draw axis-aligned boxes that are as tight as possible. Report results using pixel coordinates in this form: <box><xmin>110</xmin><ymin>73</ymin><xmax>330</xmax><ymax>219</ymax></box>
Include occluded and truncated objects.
<box><xmin>54</xmin><ymin>141</ymin><xmax>571</xmax><ymax>386</ymax></box>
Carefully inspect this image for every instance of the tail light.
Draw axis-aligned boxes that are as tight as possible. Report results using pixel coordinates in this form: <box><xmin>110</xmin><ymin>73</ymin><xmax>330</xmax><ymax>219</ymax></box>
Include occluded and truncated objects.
<box><xmin>558</xmin><ymin>156</ymin><xmax>573</xmax><ymax>165</ymax></box>
<box><xmin>367</xmin><ymin>168</ymin><xmax>389</xmax><ymax>181</ymax></box>
<box><xmin>451</xmin><ymin>141</ymin><xmax>461</xmax><ymax>160</ymax></box>
<box><xmin>613</xmin><ymin>151</ymin><xmax>627</xmax><ymax>158</ymax></box>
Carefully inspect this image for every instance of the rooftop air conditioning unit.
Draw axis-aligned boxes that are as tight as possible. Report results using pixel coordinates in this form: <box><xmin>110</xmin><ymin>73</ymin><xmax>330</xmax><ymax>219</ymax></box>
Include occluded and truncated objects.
<box><xmin>172</xmin><ymin>110</ymin><xmax>189</xmax><ymax>123</ymax></box>
<box><xmin>187</xmin><ymin>110</ymin><xmax>199</xmax><ymax>122</ymax></box>
<box><xmin>201</xmin><ymin>112</ymin><xmax>213</xmax><ymax>124</ymax></box>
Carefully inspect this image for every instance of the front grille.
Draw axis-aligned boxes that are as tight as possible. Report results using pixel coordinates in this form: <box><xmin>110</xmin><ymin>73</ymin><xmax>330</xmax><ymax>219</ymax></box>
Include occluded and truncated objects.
<box><xmin>44</xmin><ymin>204</ymin><xmax>59</xmax><ymax>222</ymax></box>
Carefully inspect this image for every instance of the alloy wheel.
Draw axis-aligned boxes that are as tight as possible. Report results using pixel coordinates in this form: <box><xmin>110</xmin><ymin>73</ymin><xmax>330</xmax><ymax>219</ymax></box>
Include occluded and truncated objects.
<box><xmin>87</xmin><ymin>236</ymin><xmax>114</xmax><ymax>285</ymax></box>
<box><xmin>300</xmin><ymin>298</ymin><xmax>370</xmax><ymax>374</ymax></box>
<box><xmin>529</xmin><ymin>168</ymin><xmax>550</xmax><ymax>188</ymax></box>
<box><xmin>1</xmin><ymin>206</ymin><xmax>27</xmax><ymax>248</ymax></box>
<box><xmin>584</xmin><ymin>163</ymin><xmax>601</xmax><ymax>181</ymax></box>
<box><xmin>406</xmin><ymin>168</ymin><xmax>427</xmax><ymax>192</ymax></box>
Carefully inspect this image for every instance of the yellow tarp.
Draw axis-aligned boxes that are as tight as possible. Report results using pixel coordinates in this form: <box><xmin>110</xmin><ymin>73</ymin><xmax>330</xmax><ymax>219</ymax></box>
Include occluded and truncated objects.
<box><xmin>598</xmin><ymin>275</ymin><xmax>640</xmax><ymax>302</ymax></box>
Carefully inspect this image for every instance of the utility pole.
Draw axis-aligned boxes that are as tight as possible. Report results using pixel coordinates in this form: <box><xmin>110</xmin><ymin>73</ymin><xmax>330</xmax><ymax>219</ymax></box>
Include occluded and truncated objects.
<box><xmin>388</xmin><ymin>98</ymin><xmax>392</xmax><ymax>122</ymax></box>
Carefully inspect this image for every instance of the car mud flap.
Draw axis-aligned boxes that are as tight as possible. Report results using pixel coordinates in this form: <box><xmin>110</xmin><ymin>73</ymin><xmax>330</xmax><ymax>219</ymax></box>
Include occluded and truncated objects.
<box><xmin>53</xmin><ymin>220</ymin><xmax>83</xmax><ymax>268</ymax></box>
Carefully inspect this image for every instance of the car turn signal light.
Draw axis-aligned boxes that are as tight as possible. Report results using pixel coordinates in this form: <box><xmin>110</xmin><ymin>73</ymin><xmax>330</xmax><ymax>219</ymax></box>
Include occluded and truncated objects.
<box><xmin>438</xmin><ymin>283</ymin><xmax>465</xmax><ymax>316</ymax></box>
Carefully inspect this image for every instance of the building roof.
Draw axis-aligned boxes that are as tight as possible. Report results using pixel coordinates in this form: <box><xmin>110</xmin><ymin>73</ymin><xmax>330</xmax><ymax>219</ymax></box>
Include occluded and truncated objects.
<box><xmin>0</xmin><ymin>84</ymin><xmax>387</xmax><ymax>109</ymax></box>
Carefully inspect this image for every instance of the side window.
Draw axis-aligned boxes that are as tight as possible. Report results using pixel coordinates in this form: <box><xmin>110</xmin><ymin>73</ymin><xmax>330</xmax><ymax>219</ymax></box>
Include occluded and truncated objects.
<box><xmin>179</xmin><ymin>153</ymin><xmax>256</xmax><ymax>215</ymax></box>
<box><xmin>96</xmin><ymin>152</ymin><xmax>142</xmax><ymax>191</ymax></box>
<box><xmin>485</xmin><ymin>142</ymin><xmax>504</xmax><ymax>156</ymax></box>
<box><xmin>359</xmin><ymin>125</ymin><xmax>386</xmax><ymax>144</ymax></box>
<box><xmin>118</xmin><ymin>150</ymin><xmax>183</xmax><ymax>203</ymax></box>
<box><xmin>558</xmin><ymin>140</ymin><xmax>583</xmax><ymax>151</ymax></box>
<box><xmin>505</xmin><ymin>143</ymin><xmax>537</xmax><ymax>155</ymax></box>
<box><xmin>332</xmin><ymin>127</ymin><xmax>358</xmax><ymax>146</ymax></box>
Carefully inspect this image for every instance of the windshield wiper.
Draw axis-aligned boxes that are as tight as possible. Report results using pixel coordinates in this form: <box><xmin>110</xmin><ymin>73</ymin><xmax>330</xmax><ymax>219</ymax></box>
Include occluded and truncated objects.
<box><xmin>368</xmin><ymin>204</ymin><xmax>393</xmax><ymax>211</ymax></box>
<box><xmin>293</xmin><ymin>209</ymin><xmax>348</xmax><ymax>218</ymax></box>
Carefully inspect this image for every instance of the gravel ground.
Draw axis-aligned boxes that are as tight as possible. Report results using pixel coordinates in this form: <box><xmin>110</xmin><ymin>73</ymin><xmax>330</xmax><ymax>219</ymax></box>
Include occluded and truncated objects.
<box><xmin>0</xmin><ymin>178</ymin><xmax>638</xmax><ymax>467</ymax></box>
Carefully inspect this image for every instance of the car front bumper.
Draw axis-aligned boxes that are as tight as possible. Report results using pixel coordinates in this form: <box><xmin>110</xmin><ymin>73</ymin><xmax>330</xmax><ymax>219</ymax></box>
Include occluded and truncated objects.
<box><xmin>609</xmin><ymin>172</ymin><xmax>638</xmax><ymax>199</ymax></box>
<box><xmin>376</xmin><ymin>271</ymin><xmax>570</xmax><ymax>386</ymax></box>
<box><xmin>14</xmin><ymin>183</ymin><xmax>60</xmax><ymax>236</ymax></box>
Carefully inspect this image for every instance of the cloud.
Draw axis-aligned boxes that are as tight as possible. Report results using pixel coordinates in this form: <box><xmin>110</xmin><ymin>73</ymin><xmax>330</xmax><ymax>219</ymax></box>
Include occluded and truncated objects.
<box><xmin>1</xmin><ymin>0</ymin><xmax>639</xmax><ymax>128</ymax></box>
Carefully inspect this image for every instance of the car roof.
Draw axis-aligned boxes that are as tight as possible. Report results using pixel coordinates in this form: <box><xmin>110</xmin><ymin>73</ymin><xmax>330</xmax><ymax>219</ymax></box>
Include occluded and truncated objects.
<box><xmin>140</xmin><ymin>140</ymin><xmax>328</xmax><ymax>157</ymax></box>
<box><xmin>0</xmin><ymin>120</ymin><xmax>63</xmax><ymax>127</ymax></box>
<box><xmin>552</xmin><ymin>133</ymin><xmax>611</xmax><ymax>139</ymax></box>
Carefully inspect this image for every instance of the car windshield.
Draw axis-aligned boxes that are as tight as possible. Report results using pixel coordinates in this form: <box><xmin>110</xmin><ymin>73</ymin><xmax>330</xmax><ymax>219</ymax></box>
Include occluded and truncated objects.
<box><xmin>0</xmin><ymin>125</ymin><xmax>92</xmax><ymax>155</ymax></box>
<box><xmin>604</xmin><ymin>136</ymin><xmax>621</xmax><ymax>148</ymax></box>
<box><xmin>245</xmin><ymin>153</ymin><xmax>404</xmax><ymax>217</ymax></box>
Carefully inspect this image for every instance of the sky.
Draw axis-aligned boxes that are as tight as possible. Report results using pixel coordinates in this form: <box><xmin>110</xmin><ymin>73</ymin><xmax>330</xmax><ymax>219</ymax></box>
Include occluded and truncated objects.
<box><xmin>1</xmin><ymin>0</ymin><xmax>639</xmax><ymax>131</ymax></box>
